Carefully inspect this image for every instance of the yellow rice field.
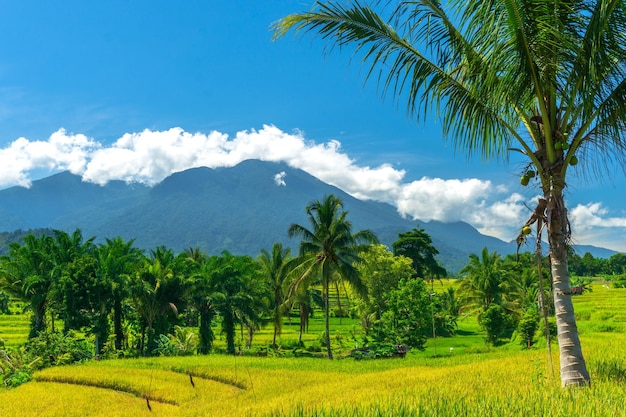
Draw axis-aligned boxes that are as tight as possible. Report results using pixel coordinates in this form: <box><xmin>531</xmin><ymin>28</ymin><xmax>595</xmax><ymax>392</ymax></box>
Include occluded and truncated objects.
<box><xmin>0</xmin><ymin>285</ymin><xmax>624</xmax><ymax>416</ymax></box>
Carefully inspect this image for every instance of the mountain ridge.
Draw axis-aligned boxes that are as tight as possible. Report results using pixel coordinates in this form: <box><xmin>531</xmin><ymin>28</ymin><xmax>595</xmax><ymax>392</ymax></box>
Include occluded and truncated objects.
<box><xmin>0</xmin><ymin>160</ymin><xmax>617</xmax><ymax>272</ymax></box>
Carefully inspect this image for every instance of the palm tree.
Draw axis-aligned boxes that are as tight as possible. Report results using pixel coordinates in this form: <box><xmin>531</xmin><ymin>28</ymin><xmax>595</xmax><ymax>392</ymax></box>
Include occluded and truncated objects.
<box><xmin>458</xmin><ymin>248</ymin><xmax>518</xmax><ymax>316</ymax></box>
<box><xmin>288</xmin><ymin>194</ymin><xmax>377</xmax><ymax>359</ymax></box>
<box><xmin>273</xmin><ymin>0</ymin><xmax>626</xmax><ymax>385</ymax></box>
<box><xmin>131</xmin><ymin>253</ymin><xmax>184</xmax><ymax>355</ymax></box>
<box><xmin>204</xmin><ymin>252</ymin><xmax>268</xmax><ymax>354</ymax></box>
<box><xmin>0</xmin><ymin>234</ymin><xmax>55</xmax><ymax>338</ymax></box>
<box><xmin>97</xmin><ymin>237</ymin><xmax>144</xmax><ymax>351</ymax></box>
<box><xmin>258</xmin><ymin>243</ymin><xmax>297</xmax><ymax>346</ymax></box>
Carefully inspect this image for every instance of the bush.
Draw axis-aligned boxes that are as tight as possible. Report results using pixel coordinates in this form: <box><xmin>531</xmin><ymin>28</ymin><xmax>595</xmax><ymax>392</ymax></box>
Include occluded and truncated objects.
<box><xmin>350</xmin><ymin>343</ymin><xmax>408</xmax><ymax>360</ymax></box>
<box><xmin>153</xmin><ymin>327</ymin><xmax>198</xmax><ymax>356</ymax></box>
<box><xmin>517</xmin><ymin>310</ymin><xmax>539</xmax><ymax>348</ymax></box>
<box><xmin>24</xmin><ymin>331</ymin><xmax>93</xmax><ymax>367</ymax></box>
<box><xmin>0</xmin><ymin>347</ymin><xmax>41</xmax><ymax>388</ymax></box>
<box><xmin>480</xmin><ymin>304</ymin><xmax>516</xmax><ymax>345</ymax></box>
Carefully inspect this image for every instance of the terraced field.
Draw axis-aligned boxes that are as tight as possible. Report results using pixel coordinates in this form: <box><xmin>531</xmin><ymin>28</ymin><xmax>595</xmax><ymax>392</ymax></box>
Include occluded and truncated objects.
<box><xmin>1</xmin><ymin>284</ymin><xmax>624</xmax><ymax>416</ymax></box>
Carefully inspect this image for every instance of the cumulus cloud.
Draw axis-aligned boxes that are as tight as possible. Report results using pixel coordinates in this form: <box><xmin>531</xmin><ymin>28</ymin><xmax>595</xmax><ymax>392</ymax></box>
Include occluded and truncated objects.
<box><xmin>570</xmin><ymin>203</ymin><xmax>626</xmax><ymax>230</ymax></box>
<box><xmin>1</xmin><ymin>125</ymin><xmax>625</xmax><ymax>250</ymax></box>
<box><xmin>0</xmin><ymin>129</ymin><xmax>99</xmax><ymax>187</ymax></box>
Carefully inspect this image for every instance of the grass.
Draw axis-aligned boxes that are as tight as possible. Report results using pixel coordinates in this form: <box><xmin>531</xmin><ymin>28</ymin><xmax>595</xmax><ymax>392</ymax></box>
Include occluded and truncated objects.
<box><xmin>1</xmin><ymin>282</ymin><xmax>625</xmax><ymax>416</ymax></box>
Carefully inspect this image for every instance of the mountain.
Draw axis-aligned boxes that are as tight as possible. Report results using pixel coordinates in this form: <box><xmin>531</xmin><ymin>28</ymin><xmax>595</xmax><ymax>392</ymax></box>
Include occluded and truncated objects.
<box><xmin>0</xmin><ymin>160</ymin><xmax>617</xmax><ymax>273</ymax></box>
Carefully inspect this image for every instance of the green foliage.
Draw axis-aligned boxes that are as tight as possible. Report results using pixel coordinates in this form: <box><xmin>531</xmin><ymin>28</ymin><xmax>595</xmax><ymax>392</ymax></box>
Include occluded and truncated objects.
<box><xmin>0</xmin><ymin>290</ymin><xmax>9</xmax><ymax>314</ymax></box>
<box><xmin>480</xmin><ymin>305</ymin><xmax>516</xmax><ymax>346</ymax></box>
<box><xmin>355</xmin><ymin>244</ymin><xmax>414</xmax><ymax>320</ymax></box>
<box><xmin>24</xmin><ymin>331</ymin><xmax>93</xmax><ymax>368</ymax></box>
<box><xmin>350</xmin><ymin>342</ymin><xmax>405</xmax><ymax>360</ymax></box>
<box><xmin>392</xmin><ymin>228</ymin><xmax>447</xmax><ymax>279</ymax></box>
<box><xmin>0</xmin><ymin>346</ymin><xmax>41</xmax><ymax>388</ymax></box>
<box><xmin>378</xmin><ymin>278</ymin><xmax>430</xmax><ymax>350</ymax></box>
<box><xmin>610</xmin><ymin>274</ymin><xmax>626</xmax><ymax>289</ymax></box>
<box><xmin>517</xmin><ymin>310</ymin><xmax>539</xmax><ymax>348</ymax></box>
<box><xmin>288</xmin><ymin>194</ymin><xmax>378</xmax><ymax>359</ymax></box>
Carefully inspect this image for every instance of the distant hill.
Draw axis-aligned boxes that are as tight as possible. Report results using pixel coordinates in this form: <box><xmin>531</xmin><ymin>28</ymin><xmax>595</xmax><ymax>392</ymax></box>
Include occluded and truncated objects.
<box><xmin>0</xmin><ymin>160</ymin><xmax>617</xmax><ymax>273</ymax></box>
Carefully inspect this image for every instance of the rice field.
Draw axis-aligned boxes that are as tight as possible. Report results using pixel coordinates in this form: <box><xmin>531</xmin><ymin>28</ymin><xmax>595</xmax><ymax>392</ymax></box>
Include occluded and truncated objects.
<box><xmin>0</xmin><ymin>284</ymin><xmax>624</xmax><ymax>416</ymax></box>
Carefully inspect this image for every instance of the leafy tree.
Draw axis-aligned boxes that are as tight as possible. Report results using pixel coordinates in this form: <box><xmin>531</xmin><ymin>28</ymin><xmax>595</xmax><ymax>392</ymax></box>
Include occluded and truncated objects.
<box><xmin>258</xmin><ymin>243</ymin><xmax>296</xmax><ymax>346</ymax></box>
<box><xmin>288</xmin><ymin>194</ymin><xmax>378</xmax><ymax>359</ymax></box>
<box><xmin>606</xmin><ymin>253</ymin><xmax>626</xmax><ymax>275</ymax></box>
<box><xmin>289</xmin><ymin>286</ymin><xmax>323</xmax><ymax>344</ymax></box>
<box><xmin>392</xmin><ymin>228</ymin><xmax>446</xmax><ymax>279</ymax></box>
<box><xmin>434</xmin><ymin>287</ymin><xmax>460</xmax><ymax>337</ymax></box>
<box><xmin>204</xmin><ymin>252</ymin><xmax>268</xmax><ymax>354</ymax></box>
<box><xmin>518</xmin><ymin>309</ymin><xmax>540</xmax><ymax>348</ymax></box>
<box><xmin>58</xmin><ymin>254</ymin><xmax>112</xmax><ymax>354</ymax></box>
<box><xmin>379</xmin><ymin>278</ymin><xmax>431</xmax><ymax>350</ymax></box>
<box><xmin>273</xmin><ymin>0</ymin><xmax>626</xmax><ymax>386</ymax></box>
<box><xmin>581</xmin><ymin>252</ymin><xmax>601</xmax><ymax>277</ymax></box>
<box><xmin>354</xmin><ymin>244</ymin><xmax>414</xmax><ymax>333</ymax></box>
<box><xmin>177</xmin><ymin>247</ymin><xmax>214</xmax><ymax>354</ymax></box>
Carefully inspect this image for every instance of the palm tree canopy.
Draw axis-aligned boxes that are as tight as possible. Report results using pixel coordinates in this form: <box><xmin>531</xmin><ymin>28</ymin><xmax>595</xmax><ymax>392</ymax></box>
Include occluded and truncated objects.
<box><xmin>458</xmin><ymin>247</ymin><xmax>518</xmax><ymax>314</ymax></box>
<box><xmin>274</xmin><ymin>1</ymin><xmax>626</xmax><ymax>177</ymax></box>
<box><xmin>288</xmin><ymin>194</ymin><xmax>378</xmax><ymax>298</ymax></box>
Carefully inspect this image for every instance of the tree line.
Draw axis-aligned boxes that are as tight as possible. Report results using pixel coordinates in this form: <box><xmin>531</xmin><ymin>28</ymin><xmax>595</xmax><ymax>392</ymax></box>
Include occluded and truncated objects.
<box><xmin>0</xmin><ymin>195</ymin><xmax>452</xmax><ymax>360</ymax></box>
<box><xmin>0</xmin><ymin>194</ymin><xmax>622</xmax><ymax>371</ymax></box>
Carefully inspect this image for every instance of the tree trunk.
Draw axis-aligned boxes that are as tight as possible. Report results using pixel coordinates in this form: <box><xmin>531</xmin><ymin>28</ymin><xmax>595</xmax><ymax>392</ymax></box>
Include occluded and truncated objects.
<box><xmin>547</xmin><ymin>191</ymin><xmax>590</xmax><ymax>386</ymax></box>
<box><xmin>198</xmin><ymin>308</ymin><xmax>214</xmax><ymax>354</ymax></box>
<box><xmin>323</xmin><ymin>264</ymin><xmax>333</xmax><ymax>359</ymax></box>
<box><xmin>29</xmin><ymin>301</ymin><xmax>46</xmax><ymax>339</ymax></box>
<box><xmin>113</xmin><ymin>297</ymin><xmax>124</xmax><ymax>351</ymax></box>
<box><xmin>224</xmin><ymin>312</ymin><xmax>236</xmax><ymax>355</ymax></box>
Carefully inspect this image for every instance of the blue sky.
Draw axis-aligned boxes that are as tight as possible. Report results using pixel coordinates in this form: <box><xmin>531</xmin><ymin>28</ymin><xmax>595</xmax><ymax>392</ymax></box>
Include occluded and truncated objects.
<box><xmin>0</xmin><ymin>1</ymin><xmax>625</xmax><ymax>252</ymax></box>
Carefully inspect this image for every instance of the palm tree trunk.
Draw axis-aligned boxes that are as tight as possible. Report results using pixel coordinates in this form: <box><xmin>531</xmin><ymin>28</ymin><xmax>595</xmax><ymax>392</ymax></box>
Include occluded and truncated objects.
<box><xmin>113</xmin><ymin>297</ymin><xmax>124</xmax><ymax>351</ymax></box>
<box><xmin>323</xmin><ymin>264</ymin><xmax>333</xmax><ymax>359</ymax></box>
<box><xmin>198</xmin><ymin>308</ymin><xmax>214</xmax><ymax>354</ymax></box>
<box><xmin>29</xmin><ymin>301</ymin><xmax>46</xmax><ymax>339</ymax></box>
<box><xmin>224</xmin><ymin>312</ymin><xmax>236</xmax><ymax>355</ymax></box>
<box><xmin>547</xmin><ymin>191</ymin><xmax>590</xmax><ymax>386</ymax></box>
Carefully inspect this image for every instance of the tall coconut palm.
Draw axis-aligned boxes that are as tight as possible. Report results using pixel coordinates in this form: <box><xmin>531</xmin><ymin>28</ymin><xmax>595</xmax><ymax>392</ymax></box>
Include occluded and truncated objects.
<box><xmin>288</xmin><ymin>194</ymin><xmax>378</xmax><ymax>359</ymax></box>
<box><xmin>274</xmin><ymin>0</ymin><xmax>626</xmax><ymax>385</ymax></box>
<box><xmin>258</xmin><ymin>243</ymin><xmax>297</xmax><ymax>346</ymax></box>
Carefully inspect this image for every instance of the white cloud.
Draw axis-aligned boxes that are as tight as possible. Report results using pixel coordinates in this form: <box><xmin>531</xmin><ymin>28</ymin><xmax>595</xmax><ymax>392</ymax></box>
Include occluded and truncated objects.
<box><xmin>274</xmin><ymin>171</ymin><xmax>286</xmax><ymax>186</ymax></box>
<box><xmin>1</xmin><ymin>125</ymin><xmax>624</xmax><ymax>251</ymax></box>
<box><xmin>570</xmin><ymin>203</ymin><xmax>626</xmax><ymax>230</ymax></box>
<box><xmin>0</xmin><ymin>129</ymin><xmax>99</xmax><ymax>187</ymax></box>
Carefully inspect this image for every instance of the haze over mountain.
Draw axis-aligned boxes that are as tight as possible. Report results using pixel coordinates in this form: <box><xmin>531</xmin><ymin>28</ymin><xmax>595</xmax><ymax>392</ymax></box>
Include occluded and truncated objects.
<box><xmin>0</xmin><ymin>160</ymin><xmax>616</xmax><ymax>273</ymax></box>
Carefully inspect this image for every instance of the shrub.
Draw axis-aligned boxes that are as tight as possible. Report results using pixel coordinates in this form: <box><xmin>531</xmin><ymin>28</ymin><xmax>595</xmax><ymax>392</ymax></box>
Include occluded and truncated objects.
<box><xmin>480</xmin><ymin>304</ymin><xmax>516</xmax><ymax>345</ymax></box>
<box><xmin>517</xmin><ymin>310</ymin><xmax>539</xmax><ymax>348</ymax></box>
<box><xmin>0</xmin><ymin>347</ymin><xmax>41</xmax><ymax>388</ymax></box>
<box><xmin>24</xmin><ymin>331</ymin><xmax>93</xmax><ymax>368</ymax></box>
